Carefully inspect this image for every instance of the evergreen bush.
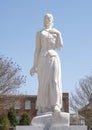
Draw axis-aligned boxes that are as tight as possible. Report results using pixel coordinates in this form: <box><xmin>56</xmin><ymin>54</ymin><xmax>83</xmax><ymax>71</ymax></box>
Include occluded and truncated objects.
<box><xmin>19</xmin><ymin>112</ymin><xmax>32</xmax><ymax>125</ymax></box>
<box><xmin>8</xmin><ymin>107</ymin><xmax>18</xmax><ymax>127</ymax></box>
<box><xmin>0</xmin><ymin>113</ymin><xmax>10</xmax><ymax>130</ymax></box>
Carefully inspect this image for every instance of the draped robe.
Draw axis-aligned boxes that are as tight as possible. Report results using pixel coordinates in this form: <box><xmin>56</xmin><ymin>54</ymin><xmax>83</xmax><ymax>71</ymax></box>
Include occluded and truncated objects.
<box><xmin>33</xmin><ymin>28</ymin><xmax>63</xmax><ymax>113</ymax></box>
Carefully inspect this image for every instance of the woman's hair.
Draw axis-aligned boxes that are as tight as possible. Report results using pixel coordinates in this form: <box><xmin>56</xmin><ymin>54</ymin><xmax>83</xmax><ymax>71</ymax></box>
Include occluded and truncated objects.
<box><xmin>44</xmin><ymin>13</ymin><xmax>54</xmax><ymax>27</ymax></box>
<box><xmin>44</xmin><ymin>13</ymin><xmax>54</xmax><ymax>23</ymax></box>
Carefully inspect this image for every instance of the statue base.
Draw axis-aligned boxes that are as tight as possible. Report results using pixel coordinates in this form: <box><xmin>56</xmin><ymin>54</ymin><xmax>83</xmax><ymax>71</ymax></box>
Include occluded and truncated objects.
<box><xmin>16</xmin><ymin>112</ymin><xmax>87</xmax><ymax>130</ymax></box>
<box><xmin>16</xmin><ymin>125</ymin><xmax>87</xmax><ymax>130</ymax></box>
<box><xmin>31</xmin><ymin>112</ymin><xmax>70</xmax><ymax>127</ymax></box>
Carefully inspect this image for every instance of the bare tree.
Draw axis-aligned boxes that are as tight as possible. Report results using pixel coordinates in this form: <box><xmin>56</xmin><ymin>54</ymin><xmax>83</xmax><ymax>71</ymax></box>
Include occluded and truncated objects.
<box><xmin>0</xmin><ymin>55</ymin><xmax>26</xmax><ymax>111</ymax></box>
<box><xmin>0</xmin><ymin>55</ymin><xmax>26</xmax><ymax>95</ymax></box>
<box><xmin>70</xmin><ymin>75</ymin><xmax>92</xmax><ymax>113</ymax></box>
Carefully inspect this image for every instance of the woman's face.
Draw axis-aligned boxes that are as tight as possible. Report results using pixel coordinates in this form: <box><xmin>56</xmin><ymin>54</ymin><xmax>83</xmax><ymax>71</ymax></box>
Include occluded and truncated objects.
<box><xmin>44</xmin><ymin>15</ymin><xmax>53</xmax><ymax>28</ymax></box>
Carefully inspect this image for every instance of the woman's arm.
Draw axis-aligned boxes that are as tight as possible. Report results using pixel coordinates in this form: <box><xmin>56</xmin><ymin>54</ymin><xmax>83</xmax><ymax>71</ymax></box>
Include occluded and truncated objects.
<box><xmin>56</xmin><ymin>31</ymin><xmax>63</xmax><ymax>50</ymax></box>
<box><xmin>49</xmin><ymin>28</ymin><xmax>63</xmax><ymax>50</ymax></box>
<box><xmin>30</xmin><ymin>31</ymin><xmax>41</xmax><ymax>76</ymax></box>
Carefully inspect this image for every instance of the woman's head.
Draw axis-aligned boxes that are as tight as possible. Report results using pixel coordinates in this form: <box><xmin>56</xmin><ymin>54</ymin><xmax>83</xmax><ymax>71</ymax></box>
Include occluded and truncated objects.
<box><xmin>44</xmin><ymin>13</ymin><xmax>54</xmax><ymax>28</ymax></box>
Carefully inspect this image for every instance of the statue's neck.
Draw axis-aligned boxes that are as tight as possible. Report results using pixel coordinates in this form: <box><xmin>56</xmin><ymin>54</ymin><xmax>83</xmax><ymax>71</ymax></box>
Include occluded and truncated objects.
<box><xmin>44</xmin><ymin>24</ymin><xmax>53</xmax><ymax>29</ymax></box>
<box><xmin>44</xmin><ymin>26</ymin><xmax>53</xmax><ymax>31</ymax></box>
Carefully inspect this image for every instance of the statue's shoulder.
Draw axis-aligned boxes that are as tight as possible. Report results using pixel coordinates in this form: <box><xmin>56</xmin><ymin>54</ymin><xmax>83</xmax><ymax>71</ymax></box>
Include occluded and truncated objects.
<box><xmin>52</xmin><ymin>28</ymin><xmax>61</xmax><ymax>34</ymax></box>
<box><xmin>36</xmin><ymin>30</ymin><xmax>43</xmax><ymax>35</ymax></box>
<box><xmin>36</xmin><ymin>30</ymin><xmax>42</xmax><ymax>37</ymax></box>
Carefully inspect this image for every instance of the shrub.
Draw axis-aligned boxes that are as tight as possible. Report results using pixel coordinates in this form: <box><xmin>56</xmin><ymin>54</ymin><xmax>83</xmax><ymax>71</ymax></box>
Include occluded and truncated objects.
<box><xmin>19</xmin><ymin>112</ymin><xmax>32</xmax><ymax>125</ymax></box>
<box><xmin>8</xmin><ymin>107</ymin><xmax>18</xmax><ymax>127</ymax></box>
<box><xmin>0</xmin><ymin>113</ymin><xmax>10</xmax><ymax>130</ymax></box>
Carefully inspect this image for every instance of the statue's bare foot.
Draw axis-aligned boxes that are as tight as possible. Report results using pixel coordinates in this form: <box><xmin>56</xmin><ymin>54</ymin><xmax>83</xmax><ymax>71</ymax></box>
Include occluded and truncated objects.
<box><xmin>53</xmin><ymin>105</ymin><xmax>61</xmax><ymax>113</ymax></box>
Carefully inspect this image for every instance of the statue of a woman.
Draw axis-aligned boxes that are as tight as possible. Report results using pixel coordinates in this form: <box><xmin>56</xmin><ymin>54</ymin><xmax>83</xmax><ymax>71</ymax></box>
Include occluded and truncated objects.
<box><xmin>30</xmin><ymin>13</ymin><xmax>63</xmax><ymax>115</ymax></box>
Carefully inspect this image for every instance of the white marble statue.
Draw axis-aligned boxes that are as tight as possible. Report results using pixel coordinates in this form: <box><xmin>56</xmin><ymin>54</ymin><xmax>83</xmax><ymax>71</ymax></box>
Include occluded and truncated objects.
<box><xmin>30</xmin><ymin>13</ymin><xmax>63</xmax><ymax>115</ymax></box>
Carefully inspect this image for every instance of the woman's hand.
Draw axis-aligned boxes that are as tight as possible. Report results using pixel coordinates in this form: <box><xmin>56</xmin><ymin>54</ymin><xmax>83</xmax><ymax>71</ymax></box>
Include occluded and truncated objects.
<box><xmin>30</xmin><ymin>67</ymin><xmax>37</xmax><ymax>76</ymax></box>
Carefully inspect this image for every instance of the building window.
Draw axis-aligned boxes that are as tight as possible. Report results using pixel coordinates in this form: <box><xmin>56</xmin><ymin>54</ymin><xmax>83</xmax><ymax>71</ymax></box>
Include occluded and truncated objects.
<box><xmin>15</xmin><ymin>101</ymin><xmax>20</xmax><ymax>109</ymax></box>
<box><xmin>25</xmin><ymin>100</ymin><xmax>31</xmax><ymax>110</ymax></box>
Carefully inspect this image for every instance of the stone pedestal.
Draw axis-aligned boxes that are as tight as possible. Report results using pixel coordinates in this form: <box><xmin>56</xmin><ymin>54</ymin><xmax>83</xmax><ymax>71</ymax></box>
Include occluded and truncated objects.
<box><xmin>16</xmin><ymin>125</ymin><xmax>87</xmax><ymax>130</ymax></box>
<box><xmin>31</xmin><ymin>112</ymin><xmax>70</xmax><ymax>127</ymax></box>
<box><xmin>16</xmin><ymin>112</ymin><xmax>87</xmax><ymax>130</ymax></box>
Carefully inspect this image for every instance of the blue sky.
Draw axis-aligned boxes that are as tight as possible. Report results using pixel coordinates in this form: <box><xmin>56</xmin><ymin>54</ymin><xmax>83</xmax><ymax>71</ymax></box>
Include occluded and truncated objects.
<box><xmin>0</xmin><ymin>0</ymin><xmax>92</xmax><ymax>95</ymax></box>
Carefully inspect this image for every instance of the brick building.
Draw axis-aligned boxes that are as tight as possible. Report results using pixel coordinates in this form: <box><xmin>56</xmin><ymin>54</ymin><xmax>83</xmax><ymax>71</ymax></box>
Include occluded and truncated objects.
<box><xmin>0</xmin><ymin>93</ymin><xmax>69</xmax><ymax>119</ymax></box>
<box><xmin>78</xmin><ymin>94</ymin><xmax>92</xmax><ymax>130</ymax></box>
